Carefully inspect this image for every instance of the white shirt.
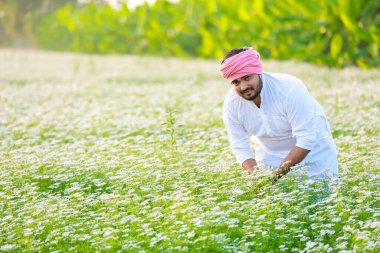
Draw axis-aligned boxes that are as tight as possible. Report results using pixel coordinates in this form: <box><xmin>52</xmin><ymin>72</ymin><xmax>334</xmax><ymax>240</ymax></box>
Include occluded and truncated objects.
<box><xmin>223</xmin><ymin>72</ymin><xmax>339</xmax><ymax>177</ymax></box>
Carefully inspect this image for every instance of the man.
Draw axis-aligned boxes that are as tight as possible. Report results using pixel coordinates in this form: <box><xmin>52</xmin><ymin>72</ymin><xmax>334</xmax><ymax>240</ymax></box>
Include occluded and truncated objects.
<box><xmin>220</xmin><ymin>47</ymin><xmax>339</xmax><ymax>180</ymax></box>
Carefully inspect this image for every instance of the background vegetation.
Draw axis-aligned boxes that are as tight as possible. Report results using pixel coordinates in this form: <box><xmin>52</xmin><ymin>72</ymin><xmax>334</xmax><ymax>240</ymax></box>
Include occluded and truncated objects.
<box><xmin>1</xmin><ymin>0</ymin><xmax>379</xmax><ymax>68</ymax></box>
<box><xmin>0</xmin><ymin>0</ymin><xmax>74</xmax><ymax>47</ymax></box>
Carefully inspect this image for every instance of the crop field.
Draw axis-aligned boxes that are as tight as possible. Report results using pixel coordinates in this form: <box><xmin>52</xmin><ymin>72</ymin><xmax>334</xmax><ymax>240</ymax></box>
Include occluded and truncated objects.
<box><xmin>0</xmin><ymin>49</ymin><xmax>379</xmax><ymax>252</ymax></box>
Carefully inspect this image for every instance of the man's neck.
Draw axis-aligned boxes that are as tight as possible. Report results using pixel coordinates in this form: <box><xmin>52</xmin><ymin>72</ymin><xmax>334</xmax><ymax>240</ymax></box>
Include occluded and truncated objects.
<box><xmin>253</xmin><ymin>96</ymin><xmax>261</xmax><ymax>108</ymax></box>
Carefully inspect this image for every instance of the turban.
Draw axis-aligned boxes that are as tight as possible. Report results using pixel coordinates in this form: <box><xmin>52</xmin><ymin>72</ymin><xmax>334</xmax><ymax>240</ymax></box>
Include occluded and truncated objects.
<box><xmin>220</xmin><ymin>48</ymin><xmax>263</xmax><ymax>83</ymax></box>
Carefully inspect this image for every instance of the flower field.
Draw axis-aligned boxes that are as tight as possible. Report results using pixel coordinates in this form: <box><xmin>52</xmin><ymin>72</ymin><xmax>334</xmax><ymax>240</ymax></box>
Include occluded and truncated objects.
<box><xmin>0</xmin><ymin>49</ymin><xmax>379</xmax><ymax>252</ymax></box>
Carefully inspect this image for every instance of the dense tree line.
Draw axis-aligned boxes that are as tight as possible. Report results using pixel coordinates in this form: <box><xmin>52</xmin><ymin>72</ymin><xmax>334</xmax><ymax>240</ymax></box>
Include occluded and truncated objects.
<box><xmin>0</xmin><ymin>0</ymin><xmax>76</xmax><ymax>47</ymax></box>
<box><xmin>1</xmin><ymin>0</ymin><xmax>379</xmax><ymax>68</ymax></box>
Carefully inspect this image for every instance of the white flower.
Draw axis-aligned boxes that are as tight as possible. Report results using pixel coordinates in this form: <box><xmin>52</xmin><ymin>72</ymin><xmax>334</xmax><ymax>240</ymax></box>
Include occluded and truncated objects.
<box><xmin>0</xmin><ymin>244</ymin><xmax>19</xmax><ymax>251</ymax></box>
<box><xmin>187</xmin><ymin>231</ymin><xmax>196</xmax><ymax>238</ymax></box>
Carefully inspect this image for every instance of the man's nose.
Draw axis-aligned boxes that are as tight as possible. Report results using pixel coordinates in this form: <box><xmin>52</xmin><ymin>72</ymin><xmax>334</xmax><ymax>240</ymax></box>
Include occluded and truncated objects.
<box><xmin>240</xmin><ymin>80</ymin><xmax>249</xmax><ymax>90</ymax></box>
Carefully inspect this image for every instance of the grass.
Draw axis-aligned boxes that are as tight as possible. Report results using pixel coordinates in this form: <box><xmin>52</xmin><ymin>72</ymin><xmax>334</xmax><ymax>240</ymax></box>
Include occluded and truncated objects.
<box><xmin>0</xmin><ymin>49</ymin><xmax>379</xmax><ymax>252</ymax></box>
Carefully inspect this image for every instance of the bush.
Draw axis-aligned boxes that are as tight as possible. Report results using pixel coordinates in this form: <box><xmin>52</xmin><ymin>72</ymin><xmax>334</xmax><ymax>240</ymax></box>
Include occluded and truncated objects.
<box><xmin>36</xmin><ymin>0</ymin><xmax>380</xmax><ymax>68</ymax></box>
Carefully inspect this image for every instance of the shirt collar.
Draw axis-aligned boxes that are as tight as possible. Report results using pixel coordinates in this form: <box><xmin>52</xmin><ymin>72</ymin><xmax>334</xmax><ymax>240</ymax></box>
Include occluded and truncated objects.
<box><xmin>260</xmin><ymin>72</ymin><xmax>267</xmax><ymax>103</ymax></box>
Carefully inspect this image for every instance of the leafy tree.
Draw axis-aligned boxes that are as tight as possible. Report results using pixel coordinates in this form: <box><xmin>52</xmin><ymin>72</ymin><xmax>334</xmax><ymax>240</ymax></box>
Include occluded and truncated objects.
<box><xmin>34</xmin><ymin>0</ymin><xmax>380</xmax><ymax>68</ymax></box>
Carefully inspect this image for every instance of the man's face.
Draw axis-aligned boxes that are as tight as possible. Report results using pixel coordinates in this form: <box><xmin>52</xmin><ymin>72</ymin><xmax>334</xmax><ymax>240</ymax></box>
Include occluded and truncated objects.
<box><xmin>231</xmin><ymin>74</ymin><xmax>263</xmax><ymax>101</ymax></box>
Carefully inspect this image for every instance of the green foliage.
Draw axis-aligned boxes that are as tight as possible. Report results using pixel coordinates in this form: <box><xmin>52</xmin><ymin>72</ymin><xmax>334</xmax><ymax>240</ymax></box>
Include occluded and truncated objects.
<box><xmin>0</xmin><ymin>0</ymin><xmax>75</xmax><ymax>47</ymax></box>
<box><xmin>162</xmin><ymin>107</ymin><xmax>179</xmax><ymax>158</ymax></box>
<box><xmin>36</xmin><ymin>0</ymin><xmax>380</xmax><ymax>68</ymax></box>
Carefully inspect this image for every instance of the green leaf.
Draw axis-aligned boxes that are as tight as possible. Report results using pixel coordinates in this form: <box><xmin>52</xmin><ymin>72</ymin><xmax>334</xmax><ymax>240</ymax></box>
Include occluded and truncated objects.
<box><xmin>330</xmin><ymin>34</ymin><xmax>343</xmax><ymax>59</ymax></box>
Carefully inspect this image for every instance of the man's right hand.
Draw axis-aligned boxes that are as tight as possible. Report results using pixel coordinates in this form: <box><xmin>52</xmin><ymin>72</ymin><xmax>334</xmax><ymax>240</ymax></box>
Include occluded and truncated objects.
<box><xmin>247</xmin><ymin>167</ymin><xmax>255</xmax><ymax>175</ymax></box>
<box><xmin>242</xmin><ymin>159</ymin><xmax>257</xmax><ymax>174</ymax></box>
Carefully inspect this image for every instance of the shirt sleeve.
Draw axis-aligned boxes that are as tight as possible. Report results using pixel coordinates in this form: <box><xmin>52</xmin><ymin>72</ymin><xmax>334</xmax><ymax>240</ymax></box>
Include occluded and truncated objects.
<box><xmin>223</xmin><ymin>102</ymin><xmax>255</xmax><ymax>165</ymax></box>
<box><xmin>285</xmin><ymin>83</ymin><xmax>317</xmax><ymax>151</ymax></box>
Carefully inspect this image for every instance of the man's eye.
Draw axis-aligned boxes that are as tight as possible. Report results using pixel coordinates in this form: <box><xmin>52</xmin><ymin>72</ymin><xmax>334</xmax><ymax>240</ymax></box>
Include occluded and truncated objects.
<box><xmin>244</xmin><ymin>76</ymin><xmax>251</xmax><ymax>80</ymax></box>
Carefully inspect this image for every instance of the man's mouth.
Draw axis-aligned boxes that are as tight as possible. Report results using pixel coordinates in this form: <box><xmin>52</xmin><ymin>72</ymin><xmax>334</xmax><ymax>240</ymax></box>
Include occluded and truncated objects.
<box><xmin>241</xmin><ymin>88</ymin><xmax>254</xmax><ymax>95</ymax></box>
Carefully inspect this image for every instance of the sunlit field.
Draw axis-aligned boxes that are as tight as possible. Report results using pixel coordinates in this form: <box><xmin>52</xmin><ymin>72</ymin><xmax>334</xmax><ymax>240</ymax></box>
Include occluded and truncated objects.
<box><xmin>0</xmin><ymin>49</ymin><xmax>379</xmax><ymax>252</ymax></box>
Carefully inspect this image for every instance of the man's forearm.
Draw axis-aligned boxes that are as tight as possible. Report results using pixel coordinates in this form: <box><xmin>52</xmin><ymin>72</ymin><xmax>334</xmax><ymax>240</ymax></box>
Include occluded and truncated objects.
<box><xmin>242</xmin><ymin>159</ymin><xmax>257</xmax><ymax>174</ymax></box>
<box><xmin>275</xmin><ymin>146</ymin><xmax>310</xmax><ymax>179</ymax></box>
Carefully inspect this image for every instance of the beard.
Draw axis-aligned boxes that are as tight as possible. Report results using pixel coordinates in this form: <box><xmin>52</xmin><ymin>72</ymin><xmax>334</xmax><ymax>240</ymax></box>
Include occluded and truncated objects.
<box><xmin>240</xmin><ymin>75</ymin><xmax>263</xmax><ymax>101</ymax></box>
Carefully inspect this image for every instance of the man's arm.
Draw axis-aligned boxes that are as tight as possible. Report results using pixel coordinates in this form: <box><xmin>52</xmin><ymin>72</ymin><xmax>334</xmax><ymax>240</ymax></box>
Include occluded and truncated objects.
<box><xmin>274</xmin><ymin>80</ymin><xmax>317</xmax><ymax>180</ymax></box>
<box><xmin>242</xmin><ymin>159</ymin><xmax>257</xmax><ymax>174</ymax></box>
<box><xmin>274</xmin><ymin>146</ymin><xmax>310</xmax><ymax>179</ymax></box>
<box><xmin>223</xmin><ymin>100</ymin><xmax>255</xmax><ymax>170</ymax></box>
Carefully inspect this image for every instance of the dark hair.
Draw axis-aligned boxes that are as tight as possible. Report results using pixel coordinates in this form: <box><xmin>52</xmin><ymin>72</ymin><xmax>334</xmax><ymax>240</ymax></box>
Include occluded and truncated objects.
<box><xmin>221</xmin><ymin>47</ymin><xmax>249</xmax><ymax>63</ymax></box>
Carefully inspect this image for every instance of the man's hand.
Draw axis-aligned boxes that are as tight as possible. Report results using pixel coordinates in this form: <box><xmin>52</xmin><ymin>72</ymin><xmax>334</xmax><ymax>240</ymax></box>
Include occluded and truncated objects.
<box><xmin>242</xmin><ymin>159</ymin><xmax>257</xmax><ymax>175</ymax></box>
<box><xmin>273</xmin><ymin>146</ymin><xmax>310</xmax><ymax>180</ymax></box>
<box><xmin>247</xmin><ymin>167</ymin><xmax>255</xmax><ymax>175</ymax></box>
<box><xmin>272</xmin><ymin>161</ymin><xmax>291</xmax><ymax>182</ymax></box>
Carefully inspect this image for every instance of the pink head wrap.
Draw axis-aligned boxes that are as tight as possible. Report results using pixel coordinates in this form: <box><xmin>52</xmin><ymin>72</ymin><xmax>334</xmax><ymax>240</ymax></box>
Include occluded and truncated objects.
<box><xmin>220</xmin><ymin>48</ymin><xmax>263</xmax><ymax>83</ymax></box>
